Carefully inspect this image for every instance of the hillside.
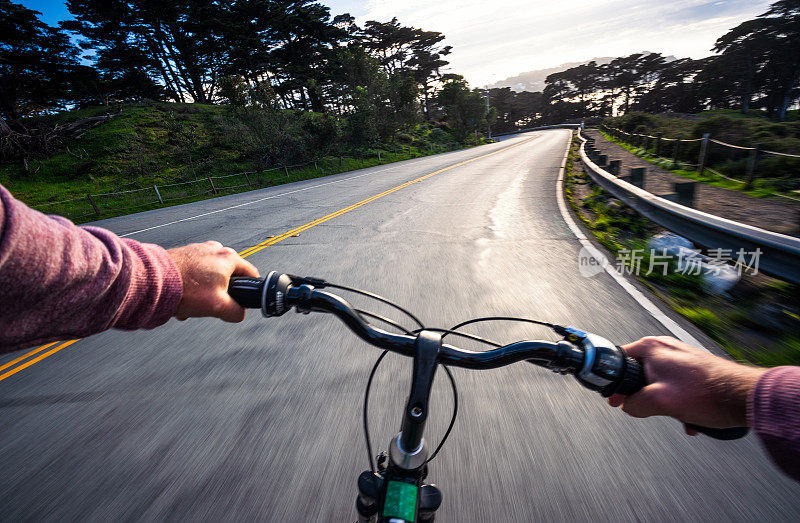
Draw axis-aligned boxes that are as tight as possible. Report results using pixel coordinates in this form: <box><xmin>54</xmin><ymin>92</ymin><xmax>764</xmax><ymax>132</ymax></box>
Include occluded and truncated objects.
<box><xmin>0</xmin><ymin>102</ymin><xmax>473</xmax><ymax>222</ymax></box>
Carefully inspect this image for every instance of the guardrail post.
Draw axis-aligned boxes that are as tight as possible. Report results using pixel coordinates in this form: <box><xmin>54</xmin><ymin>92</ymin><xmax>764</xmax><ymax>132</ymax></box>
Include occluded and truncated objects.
<box><xmin>378</xmin><ymin>151</ymin><xmax>382</xmax><ymax>164</ymax></box>
<box><xmin>643</xmin><ymin>135</ymin><xmax>649</xmax><ymax>153</ymax></box>
<box><xmin>672</xmin><ymin>140</ymin><xmax>681</xmax><ymax>168</ymax></box>
<box><xmin>609</xmin><ymin>159</ymin><xmax>621</xmax><ymax>176</ymax></box>
<box><xmin>153</xmin><ymin>185</ymin><xmax>163</xmax><ymax>203</ymax></box>
<box><xmin>339</xmin><ymin>156</ymin><xmax>343</xmax><ymax>166</ymax></box>
<box><xmin>208</xmin><ymin>177</ymin><xmax>218</xmax><ymax>194</ymax></box>
<box><xmin>86</xmin><ymin>193</ymin><xmax>100</xmax><ymax>216</ymax></box>
<box><xmin>674</xmin><ymin>182</ymin><xmax>696</xmax><ymax>207</ymax></box>
<box><xmin>630</xmin><ymin>167</ymin><xmax>645</xmax><ymax>188</ymax></box>
<box><xmin>698</xmin><ymin>133</ymin><xmax>710</xmax><ymax>175</ymax></box>
<box><xmin>745</xmin><ymin>143</ymin><xmax>761</xmax><ymax>190</ymax></box>
<box><xmin>655</xmin><ymin>134</ymin><xmax>662</xmax><ymax>157</ymax></box>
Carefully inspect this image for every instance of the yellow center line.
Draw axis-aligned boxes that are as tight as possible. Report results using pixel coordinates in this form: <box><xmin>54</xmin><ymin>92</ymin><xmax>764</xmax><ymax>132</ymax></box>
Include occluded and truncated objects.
<box><xmin>0</xmin><ymin>340</ymin><xmax>79</xmax><ymax>382</ymax></box>
<box><xmin>238</xmin><ymin>136</ymin><xmax>537</xmax><ymax>258</ymax></box>
<box><xmin>0</xmin><ymin>135</ymin><xmax>538</xmax><ymax>383</ymax></box>
<box><xmin>0</xmin><ymin>341</ymin><xmax>59</xmax><ymax>373</ymax></box>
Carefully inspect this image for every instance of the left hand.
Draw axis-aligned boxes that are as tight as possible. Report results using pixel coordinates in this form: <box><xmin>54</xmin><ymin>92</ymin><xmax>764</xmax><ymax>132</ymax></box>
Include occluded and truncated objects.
<box><xmin>167</xmin><ymin>241</ymin><xmax>259</xmax><ymax>322</ymax></box>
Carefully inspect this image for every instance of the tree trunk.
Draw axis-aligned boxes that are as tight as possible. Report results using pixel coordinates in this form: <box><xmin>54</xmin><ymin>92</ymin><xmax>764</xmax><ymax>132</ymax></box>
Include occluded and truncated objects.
<box><xmin>778</xmin><ymin>93</ymin><xmax>792</xmax><ymax>121</ymax></box>
<box><xmin>0</xmin><ymin>115</ymin><xmax>11</xmax><ymax>136</ymax></box>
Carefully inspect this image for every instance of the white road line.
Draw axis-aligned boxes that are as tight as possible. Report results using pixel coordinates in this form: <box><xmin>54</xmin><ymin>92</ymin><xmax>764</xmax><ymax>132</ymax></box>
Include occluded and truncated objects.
<box><xmin>117</xmin><ymin>140</ymin><xmax>520</xmax><ymax>239</ymax></box>
<box><xmin>553</xmin><ymin>132</ymin><xmax>708</xmax><ymax>351</ymax></box>
<box><xmin>119</xmin><ymin>166</ymin><xmax>398</xmax><ymax>237</ymax></box>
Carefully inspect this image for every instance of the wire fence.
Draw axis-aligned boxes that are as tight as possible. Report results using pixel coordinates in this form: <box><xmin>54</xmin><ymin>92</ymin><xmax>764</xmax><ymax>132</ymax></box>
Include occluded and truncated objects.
<box><xmin>30</xmin><ymin>143</ymin><xmax>465</xmax><ymax>223</ymax></box>
<box><xmin>599</xmin><ymin>124</ymin><xmax>800</xmax><ymax>194</ymax></box>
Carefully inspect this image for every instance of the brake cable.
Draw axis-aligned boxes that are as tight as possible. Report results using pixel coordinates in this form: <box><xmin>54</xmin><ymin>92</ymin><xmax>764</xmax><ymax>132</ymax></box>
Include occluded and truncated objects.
<box><xmin>336</xmin><ymin>284</ymin><xmax>564</xmax><ymax>472</ymax></box>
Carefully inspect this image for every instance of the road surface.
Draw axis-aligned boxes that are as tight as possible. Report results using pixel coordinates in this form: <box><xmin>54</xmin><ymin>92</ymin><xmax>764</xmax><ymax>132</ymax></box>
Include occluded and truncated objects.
<box><xmin>2</xmin><ymin>130</ymin><xmax>798</xmax><ymax>521</ymax></box>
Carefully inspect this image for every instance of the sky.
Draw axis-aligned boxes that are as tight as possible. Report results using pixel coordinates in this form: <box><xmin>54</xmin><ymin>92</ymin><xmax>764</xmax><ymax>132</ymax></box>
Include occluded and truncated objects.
<box><xmin>22</xmin><ymin>0</ymin><xmax>774</xmax><ymax>87</ymax></box>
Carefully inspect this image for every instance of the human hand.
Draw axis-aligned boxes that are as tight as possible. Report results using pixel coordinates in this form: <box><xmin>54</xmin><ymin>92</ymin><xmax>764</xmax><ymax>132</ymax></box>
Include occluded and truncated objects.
<box><xmin>167</xmin><ymin>241</ymin><xmax>259</xmax><ymax>322</ymax></box>
<box><xmin>607</xmin><ymin>336</ymin><xmax>766</xmax><ymax>430</ymax></box>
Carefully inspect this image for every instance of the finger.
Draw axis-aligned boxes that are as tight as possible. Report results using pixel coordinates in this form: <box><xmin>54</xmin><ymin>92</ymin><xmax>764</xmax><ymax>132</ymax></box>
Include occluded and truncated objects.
<box><xmin>230</xmin><ymin>255</ymin><xmax>260</xmax><ymax>278</ymax></box>
<box><xmin>607</xmin><ymin>394</ymin><xmax>625</xmax><ymax>407</ymax></box>
<box><xmin>620</xmin><ymin>337</ymin><xmax>661</xmax><ymax>359</ymax></box>
<box><xmin>205</xmin><ymin>240</ymin><xmax>223</xmax><ymax>249</ymax></box>
<box><xmin>619</xmin><ymin>384</ymin><xmax>666</xmax><ymax>418</ymax></box>
<box><xmin>213</xmin><ymin>291</ymin><xmax>247</xmax><ymax>323</ymax></box>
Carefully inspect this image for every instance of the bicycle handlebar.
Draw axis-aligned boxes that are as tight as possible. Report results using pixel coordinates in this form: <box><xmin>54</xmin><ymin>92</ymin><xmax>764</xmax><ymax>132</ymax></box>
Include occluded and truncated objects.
<box><xmin>228</xmin><ymin>274</ymin><xmax>748</xmax><ymax>440</ymax></box>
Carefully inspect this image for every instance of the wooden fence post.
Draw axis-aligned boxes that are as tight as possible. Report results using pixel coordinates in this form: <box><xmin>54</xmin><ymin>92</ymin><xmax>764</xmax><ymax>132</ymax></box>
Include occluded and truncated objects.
<box><xmin>86</xmin><ymin>193</ymin><xmax>100</xmax><ymax>216</ymax></box>
<box><xmin>745</xmin><ymin>143</ymin><xmax>761</xmax><ymax>189</ymax></box>
<box><xmin>283</xmin><ymin>166</ymin><xmax>289</xmax><ymax>177</ymax></box>
<box><xmin>244</xmin><ymin>172</ymin><xmax>252</xmax><ymax>186</ymax></box>
<box><xmin>655</xmin><ymin>134</ymin><xmax>662</xmax><ymax>157</ymax></box>
<box><xmin>672</xmin><ymin>140</ymin><xmax>681</xmax><ymax>168</ymax></box>
<box><xmin>153</xmin><ymin>185</ymin><xmax>163</xmax><ymax>203</ymax></box>
<box><xmin>698</xmin><ymin>133</ymin><xmax>711</xmax><ymax>175</ymax></box>
<box><xmin>208</xmin><ymin>177</ymin><xmax>218</xmax><ymax>194</ymax></box>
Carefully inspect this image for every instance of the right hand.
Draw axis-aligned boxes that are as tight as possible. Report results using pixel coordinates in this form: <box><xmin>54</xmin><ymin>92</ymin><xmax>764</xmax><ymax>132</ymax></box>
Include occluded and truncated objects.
<box><xmin>167</xmin><ymin>241</ymin><xmax>259</xmax><ymax>322</ymax></box>
<box><xmin>607</xmin><ymin>336</ymin><xmax>766</xmax><ymax>429</ymax></box>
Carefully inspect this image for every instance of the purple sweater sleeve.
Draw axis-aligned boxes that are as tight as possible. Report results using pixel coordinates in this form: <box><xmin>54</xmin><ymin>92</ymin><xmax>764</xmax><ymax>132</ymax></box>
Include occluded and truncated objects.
<box><xmin>750</xmin><ymin>366</ymin><xmax>800</xmax><ymax>481</ymax></box>
<box><xmin>0</xmin><ymin>184</ymin><xmax>183</xmax><ymax>352</ymax></box>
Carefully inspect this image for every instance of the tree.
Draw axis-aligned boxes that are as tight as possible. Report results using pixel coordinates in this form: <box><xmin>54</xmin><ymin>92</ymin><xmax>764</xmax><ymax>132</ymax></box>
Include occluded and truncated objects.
<box><xmin>757</xmin><ymin>0</ymin><xmax>800</xmax><ymax>120</ymax></box>
<box><xmin>265</xmin><ymin>3</ymin><xmax>350</xmax><ymax>112</ymax></box>
<box><xmin>543</xmin><ymin>61</ymin><xmax>602</xmax><ymax>118</ymax></box>
<box><xmin>712</xmin><ymin>0</ymin><xmax>800</xmax><ymax>120</ymax></box>
<box><xmin>0</xmin><ymin>0</ymin><xmax>85</xmax><ymax>119</ymax></box>
<box><xmin>437</xmin><ymin>75</ymin><xmax>491</xmax><ymax>139</ymax></box>
<box><xmin>359</xmin><ymin>18</ymin><xmax>450</xmax><ymax>119</ymax></box>
<box><xmin>637</xmin><ymin>58</ymin><xmax>706</xmax><ymax>114</ymax></box>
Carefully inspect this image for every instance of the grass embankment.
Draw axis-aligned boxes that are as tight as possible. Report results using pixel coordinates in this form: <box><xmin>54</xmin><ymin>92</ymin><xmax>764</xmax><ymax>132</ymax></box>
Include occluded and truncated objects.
<box><xmin>1</xmin><ymin>102</ymin><xmax>484</xmax><ymax>223</ymax></box>
<box><xmin>564</xmin><ymin>135</ymin><xmax>800</xmax><ymax>366</ymax></box>
<box><xmin>601</xmin><ymin>111</ymin><xmax>800</xmax><ymax>198</ymax></box>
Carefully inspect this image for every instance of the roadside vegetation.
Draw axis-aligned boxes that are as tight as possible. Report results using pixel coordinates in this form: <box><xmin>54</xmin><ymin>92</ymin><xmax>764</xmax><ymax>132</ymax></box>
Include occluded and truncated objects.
<box><xmin>0</xmin><ymin>101</ymin><xmax>487</xmax><ymax>222</ymax></box>
<box><xmin>564</xmin><ymin>136</ymin><xmax>800</xmax><ymax>366</ymax></box>
<box><xmin>600</xmin><ymin>111</ymin><xmax>800</xmax><ymax>198</ymax></box>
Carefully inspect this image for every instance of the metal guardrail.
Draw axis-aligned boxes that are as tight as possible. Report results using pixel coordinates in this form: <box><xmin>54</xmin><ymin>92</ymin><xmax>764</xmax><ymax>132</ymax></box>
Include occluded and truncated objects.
<box><xmin>576</xmin><ymin>129</ymin><xmax>800</xmax><ymax>285</ymax></box>
<box><xmin>492</xmin><ymin>124</ymin><xmax>581</xmax><ymax>137</ymax></box>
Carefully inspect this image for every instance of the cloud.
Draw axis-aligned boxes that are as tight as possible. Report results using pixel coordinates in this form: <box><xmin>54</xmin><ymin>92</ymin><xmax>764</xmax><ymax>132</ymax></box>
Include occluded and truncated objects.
<box><xmin>325</xmin><ymin>0</ymin><xmax>773</xmax><ymax>86</ymax></box>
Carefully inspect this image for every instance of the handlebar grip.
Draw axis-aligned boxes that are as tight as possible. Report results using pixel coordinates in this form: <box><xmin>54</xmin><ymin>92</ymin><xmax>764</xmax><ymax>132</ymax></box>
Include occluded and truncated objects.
<box><xmin>228</xmin><ymin>277</ymin><xmax>265</xmax><ymax>309</ymax></box>
<box><xmin>618</xmin><ymin>358</ymin><xmax>749</xmax><ymax>441</ymax></box>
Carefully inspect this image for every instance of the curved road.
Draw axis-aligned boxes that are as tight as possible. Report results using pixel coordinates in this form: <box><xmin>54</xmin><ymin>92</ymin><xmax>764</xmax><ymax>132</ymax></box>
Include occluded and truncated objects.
<box><xmin>1</xmin><ymin>130</ymin><xmax>798</xmax><ymax>521</ymax></box>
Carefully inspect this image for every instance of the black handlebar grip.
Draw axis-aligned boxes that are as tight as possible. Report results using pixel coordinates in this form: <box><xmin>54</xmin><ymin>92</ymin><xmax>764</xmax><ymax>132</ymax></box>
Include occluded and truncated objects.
<box><xmin>228</xmin><ymin>277</ymin><xmax>265</xmax><ymax>309</ymax></box>
<box><xmin>616</xmin><ymin>357</ymin><xmax>749</xmax><ymax>440</ymax></box>
<box><xmin>685</xmin><ymin>424</ymin><xmax>749</xmax><ymax>440</ymax></box>
<box><xmin>611</xmin><ymin>356</ymin><xmax>646</xmax><ymax>396</ymax></box>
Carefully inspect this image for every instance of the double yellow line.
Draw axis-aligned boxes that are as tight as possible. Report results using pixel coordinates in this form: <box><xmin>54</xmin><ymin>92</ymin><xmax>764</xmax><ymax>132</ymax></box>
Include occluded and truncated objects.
<box><xmin>0</xmin><ymin>135</ymin><xmax>537</xmax><ymax>383</ymax></box>
<box><xmin>0</xmin><ymin>340</ymin><xmax>80</xmax><ymax>382</ymax></box>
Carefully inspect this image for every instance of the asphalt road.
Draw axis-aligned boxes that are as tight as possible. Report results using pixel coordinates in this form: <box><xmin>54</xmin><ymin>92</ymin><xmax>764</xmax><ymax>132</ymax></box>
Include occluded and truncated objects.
<box><xmin>1</xmin><ymin>130</ymin><xmax>798</xmax><ymax>521</ymax></box>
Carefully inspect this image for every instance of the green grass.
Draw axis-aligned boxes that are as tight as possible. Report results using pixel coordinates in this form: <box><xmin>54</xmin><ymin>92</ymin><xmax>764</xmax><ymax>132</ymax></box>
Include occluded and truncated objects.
<box><xmin>1</xmin><ymin>101</ymin><xmax>481</xmax><ymax>223</ymax></box>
